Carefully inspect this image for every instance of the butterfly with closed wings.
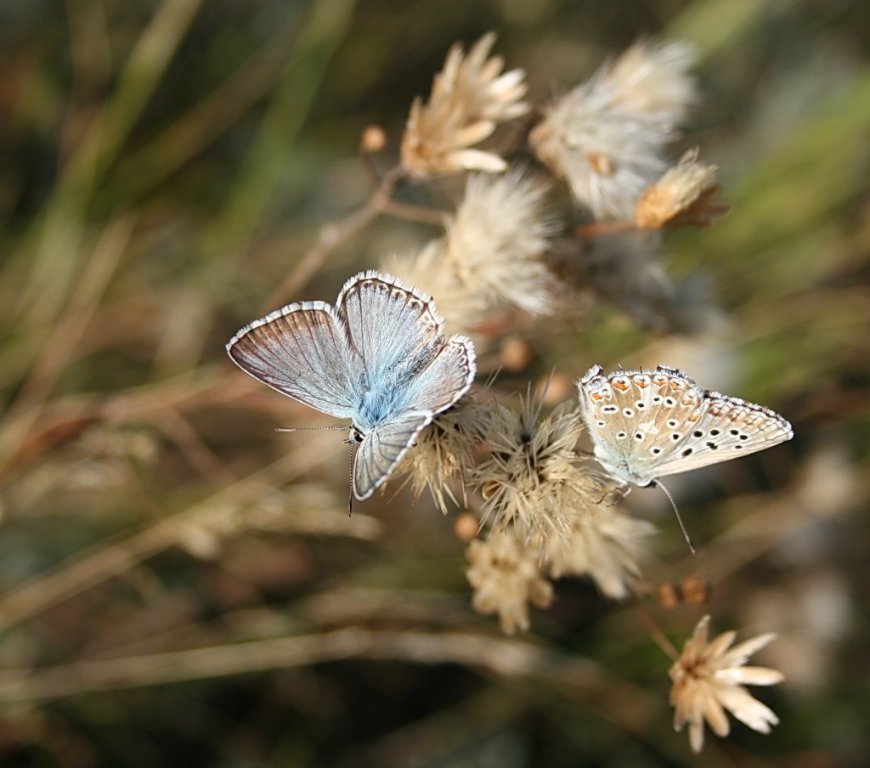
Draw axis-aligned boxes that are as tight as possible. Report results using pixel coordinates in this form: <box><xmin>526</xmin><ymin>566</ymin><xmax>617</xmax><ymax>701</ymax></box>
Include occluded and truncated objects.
<box><xmin>227</xmin><ymin>271</ymin><xmax>476</xmax><ymax>500</ymax></box>
<box><xmin>578</xmin><ymin>364</ymin><xmax>793</xmax><ymax>488</ymax></box>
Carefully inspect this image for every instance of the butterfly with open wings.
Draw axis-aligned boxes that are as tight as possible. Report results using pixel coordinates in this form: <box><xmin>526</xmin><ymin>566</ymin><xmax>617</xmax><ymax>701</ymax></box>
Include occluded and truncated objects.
<box><xmin>227</xmin><ymin>271</ymin><xmax>476</xmax><ymax>500</ymax></box>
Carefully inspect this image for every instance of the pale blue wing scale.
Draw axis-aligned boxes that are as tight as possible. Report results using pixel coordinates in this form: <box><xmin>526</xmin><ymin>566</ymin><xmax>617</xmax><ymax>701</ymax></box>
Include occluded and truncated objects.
<box><xmin>226</xmin><ymin>301</ymin><xmax>359</xmax><ymax>419</ymax></box>
<box><xmin>353</xmin><ymin>412</ymin><xmax>432</xmax><ymax>500</ymax></box>
<box><xmin>336</xmin><ymin>271</ymin><xmax>444</xmax><ymax>384</ymax></box>
<box><xmin>395</xmin><ymin>335</ymin><xmax>477</xmax><ymax>414</ymax></box>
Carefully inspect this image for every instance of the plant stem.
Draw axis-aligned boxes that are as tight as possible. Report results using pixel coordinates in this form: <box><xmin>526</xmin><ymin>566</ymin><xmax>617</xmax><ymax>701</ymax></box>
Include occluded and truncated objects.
<box><xmin>262</xmin><ymin>165</ymin><xmax>407</xmax><ymax>310</ymax></box>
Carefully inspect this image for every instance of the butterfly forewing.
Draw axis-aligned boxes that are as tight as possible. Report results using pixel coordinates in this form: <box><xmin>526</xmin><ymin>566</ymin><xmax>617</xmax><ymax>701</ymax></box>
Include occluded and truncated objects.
<box><xmin>353</xmin><ymin>413</ymin><xmax>432</xmax><ymax>500</ymax></box>
<box><xmin>337</xmin><ymin>271</ymin><xmax>445</xmax><ymax>385</ymax></box>
<box><xmin>227</xmin><ymin>302</ymin><xmax>359</xmax><ymax>420</ymax></box>
<box><xmin>578</xmin><ymin>364</ymin><xmax>792</xmax><ymax>486</ymax></box>
<box><xmin>651</xmin><ymin>392</ymin><xmax>793</xmax><ymax>477</ymax></box>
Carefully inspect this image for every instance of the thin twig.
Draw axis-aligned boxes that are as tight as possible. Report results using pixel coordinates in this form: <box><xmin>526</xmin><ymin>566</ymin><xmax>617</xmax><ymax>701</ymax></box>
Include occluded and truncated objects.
<box><xmin>262</xmin><ymin>165</ymin><xmax>407</xmax><ymax>310</ymax></box>
<box><xmin>382</xmin><ymin>200</ymin><xmax>447</xmax><ymax>226</ymax></box>
<box><xmin>0</xmin><ymin>628</ymin><xmax>573</xmax><ymax>704</ymax></box>
<box><xmin>632</xmin><ymin>604</ymin><xmax>680</xmax><ymax>660</ymax></box>
<box><xmin>574</xmin><ymin>220</ymin><xmax>637</xmax><ymax>237</ymax></box>
<box><xmin>154</xmin><ymin>408</ymin><xmax>236</xmax><ymax>485</ymax></box>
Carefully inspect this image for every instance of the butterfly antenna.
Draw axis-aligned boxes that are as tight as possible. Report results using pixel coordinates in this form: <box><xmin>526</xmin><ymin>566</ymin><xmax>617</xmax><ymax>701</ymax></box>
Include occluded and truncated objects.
<box><xmin>346</xmin><ymin>445</ymin><xmax>355</xmax><ymax>517</ymax></box>
<box><xmin>275</xmin><ymin>425</ymin><xmax>349</xmax><ymax>433</ymax></box>
<box><xmin>651</xmin><ymin>480</ymin><xmax>696</xmax><ymax>556</ymax></box>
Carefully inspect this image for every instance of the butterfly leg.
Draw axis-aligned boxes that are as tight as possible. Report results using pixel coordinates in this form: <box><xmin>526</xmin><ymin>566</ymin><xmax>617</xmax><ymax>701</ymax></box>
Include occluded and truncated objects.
<box><xmin>595</xmin><ymin>483</ymin><xmax>631</xmax><ymax>506</ymax></box>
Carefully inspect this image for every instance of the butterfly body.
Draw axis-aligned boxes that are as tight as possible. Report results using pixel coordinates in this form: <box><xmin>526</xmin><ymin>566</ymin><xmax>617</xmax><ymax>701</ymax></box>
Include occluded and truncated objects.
<box><xmin>578</xmin><ymin>364</ymin><xmax>792</xmax><ymax>487</ymax></box>
<box><xmin>227</xmin><ymin>271</ymin><xmax>476</xmax><ymax>499</ymax></box>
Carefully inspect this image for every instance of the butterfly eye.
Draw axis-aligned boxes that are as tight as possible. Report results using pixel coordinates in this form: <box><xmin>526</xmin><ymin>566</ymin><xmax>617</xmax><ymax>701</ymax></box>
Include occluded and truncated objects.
<box><xmin>636</xmin><ymin>402</ymin><xmax>645</xmax><ymax>409</ymax></box>
<box><xmin>706</xmin><ymin>442</ymin><xmax>719</xmax><ymax>450</ymax></box>
<box><xmin>682</xmin><ymin>447</ymin><xmax>693</xmax><ymax>456</ymax></box>
<box><xmin>666</xmin><ymin>419</ymin><xmax>678</xmax><ymax>428</ymax></box>
<box><xmin>664</xmin><ymin>397</ymin><xmax>676</xmax><ymax>406</ymax></box>
<box><xmin>596</xmin><ymin>420</ymin><xmax>605</xmax><ymax>427</ymax></box>
<box><xmin>710</xmin><ymin>429</ymin><xmax>720</xmax><ymax>436</ymax></box>
<box><xmin>651</xmin><ymin>447</ymin><xmax>662</xmax><ymax>455</ymax></box>
<box><xmin>616</xmin><ymin>431</ymin><xmax>627</xmax><ymax>439</ymax></box>
<box><xmin>729</xmin><ymin>429</ymin><xmax>739</xmax><ymax>435</ymax></box>
<box><xmin>623</xmin><ymin>408</ymin><xmax>634</xmax><ymax>417</ymax></box>
<box><xmin>693</xmin><ymin>430</ymin><xmax>703</xmax><ymax>437</ymax></box>
<box><xmin>634</xmin><ymin>433</ymin><xmax>644</xmax><ymax>441</ymax></box>
<box><xmin>671</xmin><ymin>433</ymin><xmax>681</xmax><ymax>441</ymax></box>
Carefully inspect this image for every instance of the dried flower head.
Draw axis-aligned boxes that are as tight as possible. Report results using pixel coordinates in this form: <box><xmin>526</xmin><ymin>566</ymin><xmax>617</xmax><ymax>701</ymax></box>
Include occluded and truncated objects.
<box><xmin>396</xmin><ymin>396</ymin><xmax>492</xmax><ymax>513</ymax></box>
<box><xmin>540</xmin><ymin>504</ymin><xmax>655</xmax><ymax>599</ymax></box>
<box><xmin>474</xmin><ymin>396</ymin><xmax>594</xmax><ymax>540</ymax></box>
<box><xmin>530</xmin><ymin>40</ymin><xmax>696</xmax><ymax>220</ymax></box>
<box><xmin>445</xmin><ymin>170</ymin><xmax>558</xmax><ymax>315</ymax></box>
<box><xmin>466</xmin><ymin>529</ymin><xmax>553</xmax><ymax>634</ymax></box>
<box><xmin>401</xmin><ymin>33</ymin><xmax>529</xmax><ymax>177</ymax></box>
<box><xmin>669</xmin><ymin>615</ymin><xmax>785</xmax><ymax>753</ymax></box>
<box><xmin>635</xmin><ymin>149</ymin><xmax>728</xmax><ymax>229</ymax></box>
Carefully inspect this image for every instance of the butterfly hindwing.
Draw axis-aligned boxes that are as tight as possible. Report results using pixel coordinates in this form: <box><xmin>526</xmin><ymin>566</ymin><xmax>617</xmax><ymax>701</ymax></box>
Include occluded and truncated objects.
<box><xmin>397</xmin><ymin>336</ymin><xmax>476</xmax><ymax>414</ymax></box>
<box><xmin>579</xmin><ymin>366</ymin><xmax>694</xmax><ymax>484</ymax></box>
<box><xmin>353</xmin><ymin>412</ymin><xmax>433</xmax><ymax>500</ymax></box>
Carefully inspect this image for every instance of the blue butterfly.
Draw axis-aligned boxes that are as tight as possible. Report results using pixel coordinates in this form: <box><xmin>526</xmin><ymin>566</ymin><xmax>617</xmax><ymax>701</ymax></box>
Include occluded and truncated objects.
<box><xmin>227</xmin><ymin>271</ymin><xmax>476</xmax><ymax>499</ymax></box>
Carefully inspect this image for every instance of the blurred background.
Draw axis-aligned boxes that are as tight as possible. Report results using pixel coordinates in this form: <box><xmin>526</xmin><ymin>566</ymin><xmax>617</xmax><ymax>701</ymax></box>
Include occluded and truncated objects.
<box><xmin>0</xmin><ymin>0</ymin><xmax>868</xmax><ymax>765</ymax></box>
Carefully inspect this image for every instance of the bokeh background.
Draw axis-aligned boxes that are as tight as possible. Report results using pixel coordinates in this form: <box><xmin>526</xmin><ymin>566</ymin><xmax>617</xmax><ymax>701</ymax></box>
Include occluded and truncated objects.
<box><xmin>0</xmin><ymin>0</ymin><xmax>868</xmax><ymax>765</ymax></box>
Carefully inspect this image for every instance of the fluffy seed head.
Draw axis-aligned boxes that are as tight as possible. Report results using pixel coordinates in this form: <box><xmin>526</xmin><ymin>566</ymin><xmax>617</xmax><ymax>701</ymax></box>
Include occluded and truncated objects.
<box><xmin>396</xmin><ymin>397</ymin><xmax>492</xmax><ymax>514</ymax></box>
<box><xmin>445</xmin><ymin>170</ymin><xmax>558</xmax><ymax>315</ymax></box>
<box><xmin>474</xmin><ymin>396</ymin><xmax>597</xmax><ymax>540</ymax></box>
<box><xmin>539</xmin><ymin>504</ymin><xmax>655</xmax><ymax>599</ymax></box>
<box><xmin>530</xmin><ymin>40</ymin><xmax>696</xmax><ymax>220</ymax></box>
<box><xmin>602</xmin><ymin>40</ymin><xmax>697</xmax><ymax>128</ymax></box>
<box><xmin>381</xmin><ymin>241</ymin><xmax>488</xmax><ymax>332</ymax></box>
